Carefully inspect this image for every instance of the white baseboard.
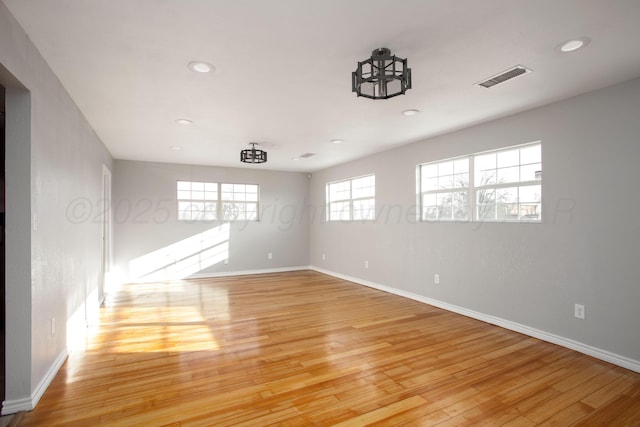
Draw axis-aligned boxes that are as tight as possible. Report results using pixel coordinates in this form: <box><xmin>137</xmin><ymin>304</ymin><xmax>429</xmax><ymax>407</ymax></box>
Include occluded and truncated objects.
<box><xmin>311</xmin><ymin>266</ymin><xmax>640</xmax><ymax>374</ymax></box>
<box><xmin>2</xmin><ymin>349</ymin><xmax>68</xmax><ymax>415</ymax></box>
<box><xmin>188</xmin><ymin>265</ymin><xmax>311</xmax><ymax>279</ymax></box>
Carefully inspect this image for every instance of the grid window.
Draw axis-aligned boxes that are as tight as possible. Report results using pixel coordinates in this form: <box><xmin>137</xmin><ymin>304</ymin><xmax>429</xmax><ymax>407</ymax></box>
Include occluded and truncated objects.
<box><xmin>177</xmin><ymin>181</ymin><xmax>218</xmax><ymax>221</ymax></box>
<box><xmin>419</xmin><ymin>157</ymin><xmax>470</xmax><ymax>221</ymax></box>
<box><xmin>177</xmin><ymin>181</ymin><xmax>259</xmax><ymax>221</ymax></box>
<box><xmin>474</xmin><ymin>143</ymin><xmax>541</xmax><ymax>222</ymax></box>
<box><xmin>327</xmin><ymin>174</ymin><xmax>375</xmax><ymax>221</ymax></box>
<box><xmin>418</xmin><ymin>142</ymin><xmax>542</xmax><ymax>223</ymax></box>
<box><xmin>221</xmin><ymin>184</ymin><xmax>259</xmax><ymax>221</ymax></box>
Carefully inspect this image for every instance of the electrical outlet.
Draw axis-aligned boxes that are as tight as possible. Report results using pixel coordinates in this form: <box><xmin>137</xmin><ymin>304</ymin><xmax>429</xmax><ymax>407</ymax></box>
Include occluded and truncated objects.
<box><xmin>574</xmin><ymin>304</ymin><xmax>585</xmax><ymax>319</ymax></box>
<box><xmin>322</xmin><ymin>253</ymin><xmax>326</xmax><ymax>261</ymax></box>
<box><xmin>434</xmin><ymin>274</ymin><xmax>440</xmax><ymax>285</ymax></box>
<box><xmin>223</xmin><ymin>258</ymin><xmax>229</xmax><ymax>265</ymax></box>
<box><xmin>364</xmin><ymin>260</ymin><xmax>369</xmax><ymax>269</ymax></box>
<box><xmin>268</xmin><ymin>252</ymin><xmax>273</xmax><ymax>260</ymax></box>
<box><xmin>50</xmin><ymin>317</ymin><xmax>56</xmax><ymax>336</ymax></box>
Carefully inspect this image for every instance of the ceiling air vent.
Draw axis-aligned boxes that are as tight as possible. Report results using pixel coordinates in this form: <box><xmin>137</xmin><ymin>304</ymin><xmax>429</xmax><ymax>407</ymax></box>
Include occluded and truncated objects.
<box><xmin>299</xmin><ymin>153</ymin><xmax>316</xmax><ymax>158</ymax></box>
<box><xmin>476</xmin><ymin>65</ymin><xmax>532</xmax><ymax>88</ymax></box>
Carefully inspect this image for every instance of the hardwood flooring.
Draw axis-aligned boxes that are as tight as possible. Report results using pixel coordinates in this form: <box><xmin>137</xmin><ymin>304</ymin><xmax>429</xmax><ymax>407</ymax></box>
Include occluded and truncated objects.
<box><xmin>16</xmin><ymin>271</ymin><xmax>640</xmax><ymax>426</ymax></box>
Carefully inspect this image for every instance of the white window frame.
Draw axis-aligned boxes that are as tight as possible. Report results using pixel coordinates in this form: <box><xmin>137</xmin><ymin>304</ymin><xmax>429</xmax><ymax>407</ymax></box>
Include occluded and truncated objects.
<box><xmin>473</xmin><ymin>142</ymin><xmax>542</xmax><ymax>222</ymax></box>
<box><xmin>177</xmin><ymin>180</ymin><xmax>218</xmax><ymax>221</ymax></box>
<box><xmin>326</xmin><ymin>174</ymin><xmax>376</xmax><ymax>221</ymax></box>
<box><xmin>418</xmin><ymin>156</ymin><xmax>470</xmax><ymax>221</ymax></box>
<box><xmin>177</xmin><ymin>181</ymin><xmax>260</xmax><ymax>222</ymax></box>
<box><xmin>417</xmin><ymin>141</ymin><xmax>542</xmax><ymax>223</ymax></box>
<box><xmin>220</xmin><ymin>183</ymin><xmax>260</xmax><ymax>221</ymax></box>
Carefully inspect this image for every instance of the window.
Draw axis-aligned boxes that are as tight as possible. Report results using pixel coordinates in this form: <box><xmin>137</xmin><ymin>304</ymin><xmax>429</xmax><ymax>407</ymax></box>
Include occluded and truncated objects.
<box><xmin>327</xmin><ymin>174</ymin><xmax>375</xmax><ymax>221</ymax></box>
<box><xmin>418</xmin><ymin>142</ymin><xmax>541</xmax><ymax>222</ymax></box>
<box><xmin>474</xmin><ymin>143</ymin><xmax>541</xmax><ymax>221</ymax></box>
<box><xmin>177</xmin><ymin>181</ymin><xmax>218</xmax><ymax>221</ymax></box>
<box><xmin>419</xmin><ymin>157</ymin><xmax>470</xmax><ymax>221</ymax></box>
<box><xmin>177</xmin><ymin>181</ymin><xmax>259</xmax><ymax>221</ymax></box>
<box><xmin>221</xmin><ymin>183</ymin><xmax>259</xmax><ymax>221</ymax></box>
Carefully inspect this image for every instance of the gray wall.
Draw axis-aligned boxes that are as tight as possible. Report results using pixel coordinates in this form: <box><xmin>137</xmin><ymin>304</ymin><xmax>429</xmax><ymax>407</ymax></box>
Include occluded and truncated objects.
<box><xmin>113</xmin><ymin>160</ymin><xmax>310</xmax><ymax>282</ymax></box>
<box><xmin>310</xmin><ymin>77</ymin><xmax>640</xmax><ymax>364</ymax></box>
<box><xmin>1</xmin><ymin>2</ymin><xmax>113</xmax><ymax>411</ymax></box>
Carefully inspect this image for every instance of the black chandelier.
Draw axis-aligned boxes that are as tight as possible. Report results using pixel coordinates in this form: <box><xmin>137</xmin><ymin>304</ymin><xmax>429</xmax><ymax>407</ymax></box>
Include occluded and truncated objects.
<box><xmin>352</xmin><ymin>48</ymin><xmax>412</xmax><ymax>100</ymax></box>
<box><xmin>240</xmin><ymin>143</ymin><xmax>267</xmax><ymax>164</ymax></box>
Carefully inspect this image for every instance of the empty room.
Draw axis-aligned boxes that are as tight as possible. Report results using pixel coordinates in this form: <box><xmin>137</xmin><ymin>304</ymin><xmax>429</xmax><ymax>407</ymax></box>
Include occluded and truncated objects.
<box><xmin>1</xmin><ymin>0</ymin><xmax>640</xmax><ymax>425</ymax></box>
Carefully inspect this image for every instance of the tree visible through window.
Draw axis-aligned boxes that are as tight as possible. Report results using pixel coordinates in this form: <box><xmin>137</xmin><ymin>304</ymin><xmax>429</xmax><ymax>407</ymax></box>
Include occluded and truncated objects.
<box><xmin>474</xmin><ymin>143</ymin><xmax>541</xmax><ymax>221</ymax></box>
<box><xmin>177</xmin><ymin>181</ymin><xmax>259</xmax><ymax>221</ymax></box>
<box><xmin>221</xmin><ymin>183</ymin><xmax>259</xmax><ymax>221</ymax></box>
<box><xmin>418</xmin><ymin>142</ymin><xmax>542</xmax><ymax>222</ymax></box>
<box><xmin>419</xmin><ymin>157</ymin><xmax>470</xmax><ymax>221</ymax></box>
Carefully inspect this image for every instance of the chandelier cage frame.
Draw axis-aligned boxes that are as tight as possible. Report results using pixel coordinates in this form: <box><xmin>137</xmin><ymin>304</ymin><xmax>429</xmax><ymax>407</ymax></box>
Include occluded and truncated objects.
<box><xmin>352</xmin><ymin>48</ymin><xmax>412</xmax><ymax>100</ymax></box>
<box><xmin>240</xmin><ymin>143</ymin><xmax>267</xmax><ymax>164</ymax></box>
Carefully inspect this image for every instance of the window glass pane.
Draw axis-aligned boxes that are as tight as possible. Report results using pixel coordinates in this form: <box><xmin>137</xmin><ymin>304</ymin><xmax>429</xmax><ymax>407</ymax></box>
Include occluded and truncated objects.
<box><xmin>352</xmin><ymin>176</ymin><xmax>375</xmax><ymax>198</ymax></box>
<box><xmin>520</xmin><ymin>203</ymin><xmax>541</xmax><ymax>220</ymax></box>
<box><xmin>453</xmin><ymin>172</ymin><xmax>469</xmax><ymax>188</ymax></box>
<box><xmin>454</xmin><ymin>158</ymin><xmax>469</xmax><ymax>173</ymax></box>
<box><xmin>477</xmin><ymin>187</ymin><xmax>494</xmax><ymax>203</ymax></box>
<box><xmin>438</xmin><ymin>161</ymin><xmax>453</xmax><ymax>176</ymax></box>
<box><xmin>329</xmin><ymin>181</ymin><xmax>350</xmax><ymax>202</ymax></box>
<box><xmin>477</xmin><ymin>204</ymin><xmax>496</xmax><ymax>221</ymax></box>
<box><xmin>520</xmin><ymin>144</ymin><xmax>541</xmax><ymax>164</ymax></box>
<box><xmin>519</xmin><ymin>184</ymin><xmax>541</xmax><ymax>203</ymax></box>
<box><xmin>353</xmin><ymin>198</ymin><xmax>375</xmax><ymax>220</ymax></box>
<box><xmin>423</xmin><ymin>164</ymin><xmax>438</xmax><ymax>178</ymax></box>
<box><xmin>497</xmin><ymin>149</ymin><xmax>519</xmax><ymax>167</ymax></box>
<box><xmin>423</xmin><ymin>207</ymin><xmax>438</xmax><ymax>221</ymax></box>
<box><xmin>497</xmin><ymin>166</ymin><xmax>520</xmax><ymax>184</ymax></box>
<box><xmin>475</xmin><ymin>153</ymin><xmax>496</xmax><ymax>172</ymax></box>
<box><xmin>191</xmin><ymin>182</ymin><xmax>205</xmax><ymax>191</ymax></box>
<box><xmin>177</xmin><ymin>181</ymin><xmax>191</xmax><ymax>190</ymax></box>
<box><xmin>423</xmin><ymin>177</ymin><xmax>438</xmax><ymax>191</ymax></box>
<box><xmin>330</xmin><ymin>201</ymin><xmax>350</xmax><ymax>221</ymax></box>
<box><xmin>438</xmin><ymin>174</ymin><xmax>454</xmax><ymax>189</ymax></box>
<box><xmin>497</xmin><ymin>203</ymin><xmax>519</xmax><ymax>220</ymax></box>
<box><xmin>476</xmin><ymin>169</ymin><xmax>497</xmax><ymax>186</ymax></box>
<box><xmin>497</xmin><ymin>187</ymin><xmax>518</xmax><ymax>203</ymax></box>
<box><xmin>520</xmin><ymin>163</ymin><xmax>542</xmax><ymax>182</ymax></box>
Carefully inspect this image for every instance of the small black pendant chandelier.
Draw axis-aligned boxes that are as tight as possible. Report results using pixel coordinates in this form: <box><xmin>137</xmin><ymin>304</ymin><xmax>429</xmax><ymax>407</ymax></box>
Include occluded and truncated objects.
<box><xmin>352</xmin><ymin>48</ymin><xmax>412</xmax><ymax>100</ymax></box>
<box><xmin>240</xmin><ymin>143</ymin><xmax>267</xmax><ymax>164</ymax></box>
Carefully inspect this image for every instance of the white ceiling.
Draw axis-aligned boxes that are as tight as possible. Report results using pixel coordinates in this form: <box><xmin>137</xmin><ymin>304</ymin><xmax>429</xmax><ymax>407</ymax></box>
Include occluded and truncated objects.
<box><xmin>3</xmin><ymin>0</ymin><xmax>640</xmax><ymax>172</ymax></box>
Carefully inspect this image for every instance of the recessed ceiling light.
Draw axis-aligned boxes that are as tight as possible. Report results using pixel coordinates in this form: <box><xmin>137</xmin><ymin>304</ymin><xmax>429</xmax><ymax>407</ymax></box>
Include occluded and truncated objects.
<box><xmin>170</xmin><ymin>146</ymin><xmax>183</xmax><ymax>151</ymax></box>
<box><xmin>292</xmin><ymin>157</ymin><xmax>300</xmax><ymax>161</ymax></box>
<box><xmin>402</xmin><ymin>109</ymin><xmax>420</xmax><ymax>116</ymax></box>
<box><xmin>175</xmin><ymin>119</ymin><xmax>192</xmax><ymax>125</ymax></box>
<box><xmin>188</xmin><ymin>61</ymin><xmax>214</xmax><ymax>73</ymax></box>
<box><xmin>558</xmin><ymin>37</ymin><xmax>590</xmax><ymax>53</ymax></box>
<box><xmin>330</xmin><ymin>139</ymin><xmax>343</xmax><ymax>144</ymax></box>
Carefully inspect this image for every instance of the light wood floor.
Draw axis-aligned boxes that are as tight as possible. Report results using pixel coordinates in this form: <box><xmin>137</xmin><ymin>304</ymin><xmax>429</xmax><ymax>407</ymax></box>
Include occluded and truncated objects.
<box><xmin>17</xmin><ymin>271</ymin><xmax>640</xmax><ymax>426</ymax></box>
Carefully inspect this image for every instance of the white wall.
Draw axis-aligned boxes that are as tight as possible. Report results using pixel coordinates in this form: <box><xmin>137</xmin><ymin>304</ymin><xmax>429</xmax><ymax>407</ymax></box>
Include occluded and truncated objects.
<box><xmin>310</xmin><ymin>77</ymin><xmax>640</xmax><ymax>369</ymax></box>
<box><xmin>113</xmin><ymin>160</ymin><xmax>310</xmax><ymax>282</ymax></box>
<box><xmin>1</xmin><ymin>3</ymin><xmax>113</xmax><ymax>413</ymax></box>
